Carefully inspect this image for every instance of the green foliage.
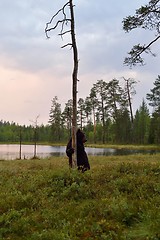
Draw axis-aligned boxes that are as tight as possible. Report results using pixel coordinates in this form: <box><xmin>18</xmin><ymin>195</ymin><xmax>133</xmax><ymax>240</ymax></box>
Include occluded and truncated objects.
<box><xmin>146</xmin><ymin>75</ymin><xmax>160</xmax><ymax>111</ymax></box>
<box><xmin>133</xmin><ymin>99</ymin><xmax>150</xmax><ymax>144</ymax></box>
<box><xmin>0</xmin><ymin>155</ymin><xmax>160</xmax><ymax>239</ymax></box>
<box><xmin>0</xmin><ymin>76</ymin><xmax>160</xmax><ymax>145</ymax></box>
<box><xmin>146</xmin><ymin>76</ymin><xmax>160</xmax><ymax>144</ymax></box>
<box><xmin>0</xmin><ymin>121</ymin><xmax>51</xmax><ymax>143</ymax></box>
<box><xmin>122</xmin><ymin>0</ymin><xmax>160</xmax><ymax>66</ymax></box>
<box><xmin>49</xmin><ymin>96</ymin><xmax>62</xmax><ymax>142</ymax></box>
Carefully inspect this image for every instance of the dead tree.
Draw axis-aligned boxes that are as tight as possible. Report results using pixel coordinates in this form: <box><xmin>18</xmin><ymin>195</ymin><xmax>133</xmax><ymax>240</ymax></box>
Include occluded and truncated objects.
<box><xmin>45</xmin><ymin>1</ymin><xmax>78</xmax><ymax>167</ymax></box>
<box><xmin>123</xmin><ymin>77</ymin><xmax>137</xmax><ymax>124</ymax></box>
<box><xmin>19</xmin><ymin>126</ymin><xmax>22</xmax><ymax>160</ymax></box>
<box><xmin>30</xmin><ymin>115</ymin><xmax>40</xmax><ymax>159</ymax></box>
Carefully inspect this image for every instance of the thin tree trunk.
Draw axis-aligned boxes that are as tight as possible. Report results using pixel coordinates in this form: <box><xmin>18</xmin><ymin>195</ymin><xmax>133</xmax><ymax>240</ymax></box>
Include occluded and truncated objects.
<box><xmin>126</xmin><ymin>80</ymin><xmax>134</xmax><ymax>124</ymax></box>
<box><xmin>69</xmin><ymin>0</ymin><xmax>78</xmax><ymax>166</ymax></box>
<box><xmin>93</xmin><ymin>108</ymin><xmax>96</xmax><ymax>143</ymax></box>
<box><xmin>101</xmin><ymin>99</ymin><xmax>105</xmax><ymax>144</ymax></box>
<box><xmin>45</xmin><ymin>1</ymin><xmax>79</xmax><ymax>166</ymax></box>
<box><xmin>33</xmin><ymin>127</ymin><xmax>37</xmax><ymax>158</ymax></box>
<box><xmin>19</xmin><ymin>127</ymin><xmax>22</xmax><ymax>160</ymax></box>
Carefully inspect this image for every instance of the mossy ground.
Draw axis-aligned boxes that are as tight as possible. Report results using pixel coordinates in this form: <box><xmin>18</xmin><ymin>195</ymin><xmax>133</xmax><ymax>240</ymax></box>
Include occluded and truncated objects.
<box><xmin>0</xmin><ymin>154</ymin><xmax>160</xmax><ymax>239</ymax></box>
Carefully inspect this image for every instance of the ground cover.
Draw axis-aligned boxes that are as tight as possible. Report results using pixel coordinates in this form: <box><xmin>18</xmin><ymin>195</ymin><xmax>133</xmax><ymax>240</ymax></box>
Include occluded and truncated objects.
<box><xmin>0</xmin><ymin>154</ymin><xmax>160</xmax><ymax>239</ymax></box>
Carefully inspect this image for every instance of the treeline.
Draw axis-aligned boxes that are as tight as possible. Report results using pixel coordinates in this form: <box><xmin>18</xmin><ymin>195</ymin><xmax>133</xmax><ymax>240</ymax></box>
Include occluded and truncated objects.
<box><xmin>0</xmin><ymin>121</ymin><xmax>51</xmax><ymax>143</ymax></box>
<box><xmin>1</xmin><ymin>76</ymin><xmax>160</xmax><ymax>145</ymax></box>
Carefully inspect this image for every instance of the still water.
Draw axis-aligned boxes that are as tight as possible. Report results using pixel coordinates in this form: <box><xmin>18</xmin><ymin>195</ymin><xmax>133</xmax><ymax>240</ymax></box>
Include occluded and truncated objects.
<box><xmin>0</xmin><ymin>144</ymin><xmax>158</xmax><ymax>160</ymax></box>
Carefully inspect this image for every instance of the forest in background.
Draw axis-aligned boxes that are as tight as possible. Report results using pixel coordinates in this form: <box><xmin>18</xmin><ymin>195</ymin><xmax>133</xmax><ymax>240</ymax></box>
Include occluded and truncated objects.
<box><xmin>0</xmin><ymin>76</ymin><xmax>160</xmax><ymax>145</ymax></box>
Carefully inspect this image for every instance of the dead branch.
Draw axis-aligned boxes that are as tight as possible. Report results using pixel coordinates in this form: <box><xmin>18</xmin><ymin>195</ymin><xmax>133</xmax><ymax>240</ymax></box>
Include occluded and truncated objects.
<box><xmin>58</xmin><ymin>30</ymin><xmax>71</xmax><ymax>36</ymax></box>
<box><xmin>45</xmin><ymin>1</ymin><xmax>71</xmax><ymax>39</ymax></box>
<box><xmin>61</xmin><ymin>43</ymin><xmax>73</xmax><ymax>49</ymax></box>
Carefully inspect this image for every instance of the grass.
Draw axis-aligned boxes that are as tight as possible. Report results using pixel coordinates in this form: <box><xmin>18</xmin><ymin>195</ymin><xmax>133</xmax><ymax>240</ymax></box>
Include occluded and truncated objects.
<box><xmin>0</xmin><ymin>154</ymin><xmax>160</xmax><ymax>240</ymax></box>
<box><xmin>86</xmin><ymin>143</ymin><xmax>160</xmax><ymax>150</ymax></box>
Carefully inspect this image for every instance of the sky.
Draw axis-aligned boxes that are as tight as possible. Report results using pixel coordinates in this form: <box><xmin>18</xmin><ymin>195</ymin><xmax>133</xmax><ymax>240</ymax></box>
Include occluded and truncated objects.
<box><xmin>0</xmin><ymin>0</ymin><xmax>159</xmax><ymax>126</ymax></box>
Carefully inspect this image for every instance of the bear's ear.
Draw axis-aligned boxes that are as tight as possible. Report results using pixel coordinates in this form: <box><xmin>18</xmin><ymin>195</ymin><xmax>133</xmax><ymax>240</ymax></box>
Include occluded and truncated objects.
<box><xmin>77</xmin><ymin>128</ymin><xmax>81</xmax><ymax>133</ymax></box>
<box><xmin>77</xmin><ymin>129</ymin><xmax>84</xmax><ymax>141</ymax></box>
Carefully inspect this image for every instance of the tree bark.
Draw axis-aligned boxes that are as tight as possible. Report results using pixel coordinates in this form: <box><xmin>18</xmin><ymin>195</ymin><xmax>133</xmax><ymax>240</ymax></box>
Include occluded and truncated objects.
<box><xmin>45</xmin><ymin>1</ymin><xmax>79</xmax><ymax>166</ymax></box>
<box><xmin>126</xmin><ymin>79</ymin><xmax>134</xmax><ymax>124</ymax></box>
<box><xmin>69</xmin><ymin>0</ymin><xmax>78</xmax><ymax>166</ymax></box>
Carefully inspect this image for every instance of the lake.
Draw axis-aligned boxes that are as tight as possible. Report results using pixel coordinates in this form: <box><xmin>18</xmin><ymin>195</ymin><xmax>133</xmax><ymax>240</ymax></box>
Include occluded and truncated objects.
<box><xmin>0</xmin><ymin>144</ymin><xmax>158</xmax><ymax>160</ymax></box>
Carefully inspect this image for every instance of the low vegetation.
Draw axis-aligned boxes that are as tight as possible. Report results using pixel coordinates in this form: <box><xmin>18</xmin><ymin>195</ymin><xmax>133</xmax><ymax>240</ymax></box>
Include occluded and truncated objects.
<box><xmin>86</xmin><ymin>143</ymin><xmax>160</xmax><ymax>150</ymax></box>
<box><xmin>0</xmin><ymin>154</ymin><xmax>160</xmax><ymax>239</ymax></box>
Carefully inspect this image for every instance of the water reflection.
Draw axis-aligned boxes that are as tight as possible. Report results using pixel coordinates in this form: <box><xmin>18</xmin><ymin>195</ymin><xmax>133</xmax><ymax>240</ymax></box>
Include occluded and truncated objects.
<box><xmin>0</xmin><ymin>144</ymin><xmax>159</xmax><ymax>160</ymax></box>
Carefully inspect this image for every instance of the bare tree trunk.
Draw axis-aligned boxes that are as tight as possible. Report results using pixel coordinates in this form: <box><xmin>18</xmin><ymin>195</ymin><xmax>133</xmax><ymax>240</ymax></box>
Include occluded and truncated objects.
<box><xmin>19</xmin><ymin>126</ymin><xmax>22</xmax><ymax>160</ymax></box>
<box><xmin>126</xmin><ymin>79</ymin><xmax>134</xmax><ymax>124</ymax></box>
<box><xmin>33</xmin><ymin>127</ymin><xmax>37</xmax><ymax>158</ymax></box>
<box><xmin>102</xmin><ymin>99</ymin><xmax>105</xmax><ymax>144</ymax></box>
<box><xmin>69</xmin><ymin>0</ymin><xmax>78</xmax><ymax>167</ymax></box>
<box><xmin>45</xmin><ymin>1</ymin><xmax>79</xmax><ymax>167</ymax></box>
<box><xmin>93</xmin><ymin>108</ymin><xmax>96</xmax><ymax>143</ymax></box>
<box><xmin>30</xmin><ymin>115</ymin><xmax>39</xmax><ymax>159</ymax></box>
<box><xmin>123</xmin><ymin>77</ymin><xmax>137</xmax><ymax>125</ymax></box>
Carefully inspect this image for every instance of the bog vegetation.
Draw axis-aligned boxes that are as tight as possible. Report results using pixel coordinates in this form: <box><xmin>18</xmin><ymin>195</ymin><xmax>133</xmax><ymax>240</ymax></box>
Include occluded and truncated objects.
<box><xmin>0</xmin><ymin>154</ymin><xmax>160</xmax><ymax>240</ymax></box>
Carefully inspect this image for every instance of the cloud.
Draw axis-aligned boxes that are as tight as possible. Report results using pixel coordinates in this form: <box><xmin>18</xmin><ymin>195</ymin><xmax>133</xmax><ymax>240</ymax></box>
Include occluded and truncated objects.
<box><xmin>0</xmin><ymin>0</ymin><xmax>159</xmax><ymax>125</ymax></box>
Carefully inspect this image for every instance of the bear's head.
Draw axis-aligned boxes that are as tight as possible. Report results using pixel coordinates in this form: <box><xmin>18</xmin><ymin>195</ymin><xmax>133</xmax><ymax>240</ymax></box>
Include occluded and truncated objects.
<box><xmin>77</xmin><ymin>129</ymin><xmax>87</xmax><ymax>144</ymax></box>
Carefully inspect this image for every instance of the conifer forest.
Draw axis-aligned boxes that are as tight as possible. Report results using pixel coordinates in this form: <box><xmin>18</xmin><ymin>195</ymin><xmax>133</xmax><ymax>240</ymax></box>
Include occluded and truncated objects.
<box><xmin>1</xmin><ymin>76</ymin><xmax>160</xmax><ymax>145</ymax></box>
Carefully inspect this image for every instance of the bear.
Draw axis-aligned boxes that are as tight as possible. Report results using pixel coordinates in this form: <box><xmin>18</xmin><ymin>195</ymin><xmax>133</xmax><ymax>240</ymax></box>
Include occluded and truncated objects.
<box><xmin>66</xmin><ymin>129</ymin><xmax>90</xmax><ymax>172</ymax></box>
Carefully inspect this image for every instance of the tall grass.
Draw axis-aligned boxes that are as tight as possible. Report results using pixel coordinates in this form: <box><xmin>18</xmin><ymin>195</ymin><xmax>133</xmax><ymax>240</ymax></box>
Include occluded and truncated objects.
<box><xmin>0</xmin><ymin>154</ymin><xmax>160</xmax><ymax>239</ymax></box>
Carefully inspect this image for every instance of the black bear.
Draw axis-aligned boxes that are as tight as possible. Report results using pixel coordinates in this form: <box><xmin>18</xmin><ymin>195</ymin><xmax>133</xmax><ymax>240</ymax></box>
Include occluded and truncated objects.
<box><xmin>66</xmin><ymin>129</ymin><xmax>90</xmax><ymax>172</ymax></box>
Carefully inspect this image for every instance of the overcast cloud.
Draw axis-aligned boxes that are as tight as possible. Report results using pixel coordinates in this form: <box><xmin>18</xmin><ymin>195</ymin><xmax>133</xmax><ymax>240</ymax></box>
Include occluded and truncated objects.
<box><xmin>0</xmin><ymin>0</ymin><xmax>159</xmax><ymax>125</ymax></box>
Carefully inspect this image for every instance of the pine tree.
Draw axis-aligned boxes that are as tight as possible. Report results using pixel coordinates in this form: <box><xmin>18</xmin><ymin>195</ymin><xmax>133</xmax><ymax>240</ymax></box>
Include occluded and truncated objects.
<box><xmin>49</xmin><ymin>96</ymin><xmax>62</xmax><ymax>141</ymax></box>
